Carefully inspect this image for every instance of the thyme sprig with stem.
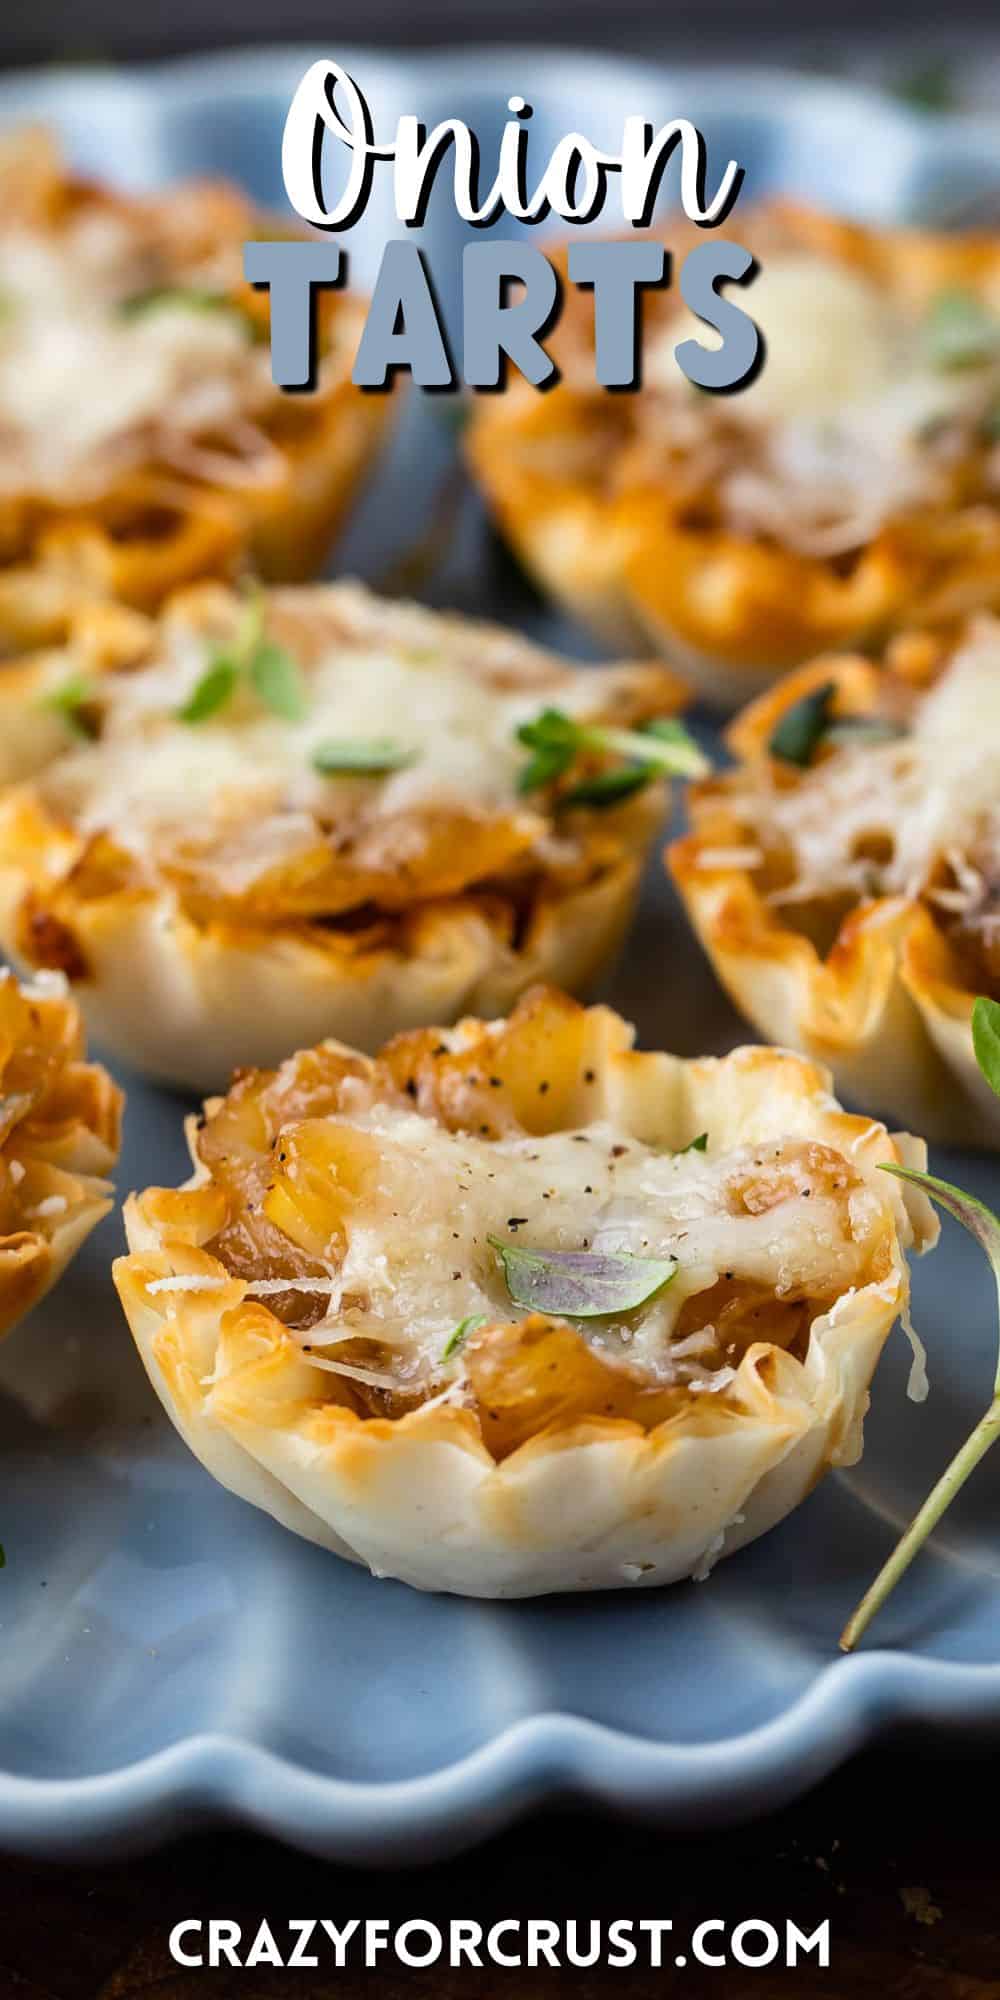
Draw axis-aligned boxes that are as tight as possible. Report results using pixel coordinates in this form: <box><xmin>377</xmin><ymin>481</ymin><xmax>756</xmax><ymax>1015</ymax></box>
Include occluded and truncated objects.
<box><xmin>179</xmin><ymin>587</ymin><xmax>307</xmax><ymax>724</ymax></box>
<box><xmin>841</xmin><ymin>995</ymin><xmax>1000</xmax><ymax>1649</ymax></box>
<box><xmin>516</xmin><ymin>708</ymin><xmax>709</xmax><ymax>805</ymax></box>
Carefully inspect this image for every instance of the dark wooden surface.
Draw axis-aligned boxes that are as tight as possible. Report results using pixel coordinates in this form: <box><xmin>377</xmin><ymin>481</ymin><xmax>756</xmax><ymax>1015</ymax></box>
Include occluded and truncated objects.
<box><xmin>0</xmin><ymin>0</ymin><xmax>991</xmax><ymax>72</ymax></box>
<box><xmin>1</xmin><ymin>1744</ymin><xmax>996</xmax><ymax>1998</ymax></box>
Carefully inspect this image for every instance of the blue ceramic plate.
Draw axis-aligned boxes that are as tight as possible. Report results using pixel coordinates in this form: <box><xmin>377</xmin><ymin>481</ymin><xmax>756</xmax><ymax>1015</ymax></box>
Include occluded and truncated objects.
<box><xmin>2</xmin><ymin>47</ymin><xmax>1000</xmax><ymax>1863</ymax></box>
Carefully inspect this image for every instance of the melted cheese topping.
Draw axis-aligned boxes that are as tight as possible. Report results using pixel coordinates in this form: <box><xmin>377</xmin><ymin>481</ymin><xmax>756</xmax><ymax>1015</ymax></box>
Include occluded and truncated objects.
<box><xmin>733</xmin><ymin>619</ymin><xmax>1000</xmax><ymax>907</ymax></box>
<box><xmin>664</xmin><ymin>256</ymin><xmax>897</xmax><ymax>422</ymax></box>
<box><xmin>263</xmin><ymin>1105</ymin><xmax>883</xmax><ymax>1387</ymax></box>
<box><xmin>643</xmin><ymin>254</ymin><xmax>1000</xmax><ymax>557</ymax></box>
<box><xmin>33</xmin><ymin>588</ymin><xmax>655</xmax><ymax>903</ymax></box>
<box><xmin>0</xmin><ymin>207</ymin><xmax>328</xmax><ymax>499</ymax></box>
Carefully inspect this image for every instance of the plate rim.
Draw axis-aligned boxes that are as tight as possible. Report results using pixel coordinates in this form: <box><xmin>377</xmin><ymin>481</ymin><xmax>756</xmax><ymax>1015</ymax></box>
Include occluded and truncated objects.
<box><xmin>2</xmin><ymin>1649</ymin><xmax>1000</xmax><ymax>1860</ymax></box>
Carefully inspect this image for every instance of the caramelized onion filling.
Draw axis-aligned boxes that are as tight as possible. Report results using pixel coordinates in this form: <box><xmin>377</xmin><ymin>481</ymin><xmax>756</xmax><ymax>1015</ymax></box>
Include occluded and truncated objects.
<box><xmin>184</xmin><ymin>1024</ymin><xmax>884</xmax><ymax>1452</ymax></box>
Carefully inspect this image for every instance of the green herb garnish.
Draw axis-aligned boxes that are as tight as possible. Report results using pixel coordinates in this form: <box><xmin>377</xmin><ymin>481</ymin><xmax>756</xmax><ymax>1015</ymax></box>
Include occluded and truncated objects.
<box><xmin>488</xmin><ymin>1235</ymin><xmax>677</xmax><ymax>1319</ymax></box>
<box><xmin>561</xmin><ymin>765</ymin><xmax>657</xmax><ymax>808</ymax></box>
<box><xmin>311</xmin><ymin>738</ymin><xmax>416</xmax><ymax>776</ymax></box>
<box><xmin>178</xmin><ymin>658</ymin><xmax>239</xmax><ymax>723</ymax></box>
<box><xmin>678</xmin><ymin>1132</ymin><xmax>709</xmax><ymax>1154</ymax></box>
<box><xmin>769</xmin><ymin>685</ymin><xmax>906</xmax><ymax>764</ymax></box>
<box><xmin>442</xmin><ymin>1312</ymin><xmax>488</xmax><ymax>1361</ymax></box>
<box><xmin>249</xmin><ymin>641</ymin><xmax>307</xmax><ymax>722</ymax></box>
<box><xmin>178</xmin><ymin>589</ymin><xmax>306</xmax><ymax>725</ymax></box>
<box><xmin>42</xmin><ymin>672</ymin><xmax>98</xmax><ymax>739</ymax></box>
<box><xmin>769</xmin><ymin>682</ymin><xmax>837</xmax><ymax>766</ymax></box>
<box><xmin>924</xmin><ymin>289</ymin><xmax>1000</xmax><ymax>371</ymax></box>
<box><xmin>841</xmin><ymin>994</ymin><xmax>1000</xmax><ymax>1650</ymax></box>
<box><xmin>973</xmin><ymin>993</ymin><xmax>1000</xmax><ymax>1091</ymax></box>
<box><xmin>118</xmin><ymin>285</ymin><xmax>260</xmax><ymax>340</ymax></box>
<box><xmin>516</xmin><ymin>707</ymin><xmax>708</xmax><ymax>803</ymax></box>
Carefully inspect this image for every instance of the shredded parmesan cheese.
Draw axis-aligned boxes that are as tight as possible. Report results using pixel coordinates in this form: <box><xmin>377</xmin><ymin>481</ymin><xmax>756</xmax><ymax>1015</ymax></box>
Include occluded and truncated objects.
<box><xmin>32</xmin><ymin>584</ymin><xmax>662</xmax><ymax>907</ymax></box>
<box><xmin>0</xmin><ymin>203</ymin><xmax>346</xmax><ymax>500</ymax></box>
<box><xmin>299</xmin><ymin>1353</ymin><xmax>410</xmax><ymax>1391</ymax></box>
<box><xmin>244</xmin><ymin>1276</ymin><xmax>338</xmax><ymax>1297</ymax></box>
<box><xmin>734</xmin><ymin>620</ymin><xmax>1000</xmax><ymax>915</ymax></box>
<box><xmin>229</xmin><ymin>1104</ymin><xmax>889</xmax><ymax>1390</ymax></box>
<box><xmin>642</xmin><ymin>254</ymin><xmax>1000</xmax><ymax>556</ymax></box>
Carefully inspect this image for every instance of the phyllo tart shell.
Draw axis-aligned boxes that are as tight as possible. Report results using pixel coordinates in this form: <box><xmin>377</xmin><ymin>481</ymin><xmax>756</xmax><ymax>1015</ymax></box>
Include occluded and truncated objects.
<box><xmin>0</xmin><ymin>581</ymin><xmax>688</xmax><ymax>1088</ymax></box>
<box><xmin>0</xmin><ymin>128</ymin><xmax>391</xmax><ymax>652</ymax></box>
<box><xmin>115</xmin><ymin>986</ymin><xmax>935</xmax><ymax>1596</ymax></box>
<box><xmin>467</xmin><ymin>203</ymin><xmax>1000</xmax><ymax>707</ymax></box>
<box><xmin>0</xmin><ymin>967</ymin><xmax>120</xmax><ymax>1337</ymax></box>
<box><xmin>671</xmin><ymin>618</ymin><xmax>1000</xmax><ymax>1143</ymax></box>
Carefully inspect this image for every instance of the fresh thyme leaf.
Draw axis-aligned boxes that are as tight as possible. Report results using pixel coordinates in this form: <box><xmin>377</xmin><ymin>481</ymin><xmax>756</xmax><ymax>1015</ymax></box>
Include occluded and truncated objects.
<box><xmin>560</xmin><ymin>764</ymin><xmax>657</xmax><ymax>808</ymax></box>
<box><xmin>248</xmin><ymin>641</ymin><xmax>307</xmax><ymax>721</ymax></box>
<box><xmin>516</xmin><ymin>708</ymin><xmax>578</xmax><ymax>752</ymax></box>
<box><xmin>311</xmin><ymin>738</ymin><xmax>416</xmax><ymax>775</ymax></box>
<box><xmin>841</xmin><ymin>991</ymin><xmax>1000</xmax><ymax>1650</ymax></box>
<box><xmin>770</xmin><ymin>688</ymin><xmax>905</xmax><ymax>762</ymax></box>
<box><xmin>43</xmin><ymin>672</ymin><xmax>98</xmax><ymax>739</ymax></box>
<box><xmin>517</xmin><ymin>744</ymin><xmax>576</xmax><ymax>793</ymax></box>
<box><xmin>442</xmin><ymin>1312</ymin><xmax>488</xmax><ymax>1360</ymax></box>
<box><xmin>769</xmin><ymin>682</ymin><xmax>837</xmax><ymax>765</ymax></box>
<box><xmin>177</xmin><ymin>657</ymin><xmax>239</xmax><ymax>723</ymax></box>
<box><xmin>180</xmin><ymin>589</ymin><xmax>309</xmax><ymax>726</ymax></box>
<box><xmin>891</xmin><ymin>58</ymin><xmax>957</xmax><ymax>114</ymax></box>
<box><xmin>118</xmin><ymin>286</ymin><xmax>259</xmax><ymax>339</ymax></box>
<box><xmin>514</xmin><ymin>706</ymin><xmax>708</xmax><ymax>799</ymax></box>
<box><xmin>488</xmin><ymin>1235</ymin><xmax>677</xmax><ymax>1318</ymax></box>
<box><xmin>924</xmin><ymin>288</ymin><xmax>1000</xmax><ymax>370</ymax></box>
<box><xmin>515</xmin><ymin>712</ymin><xmax>577</xmax><ymax>792</ymax></box>
<box><xmin>678</xmin><ymin>1132</ymin><xmax>708</xmax><ymax>1153</ymax></box>
<box><xmin>972</xmin><ymin>994</ymin><xmax>1000</xmax><ymax>1097</ymax></box>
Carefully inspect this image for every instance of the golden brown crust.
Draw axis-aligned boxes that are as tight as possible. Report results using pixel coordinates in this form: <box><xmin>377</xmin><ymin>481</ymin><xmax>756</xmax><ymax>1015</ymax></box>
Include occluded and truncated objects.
<box><xmin>0</xmin><ymin>130</ymin><xmax>392</xmax><ymax>652</ymax></box>
<box><xmin>114</xmin><ymin>985</ymin><xmax>935</xmax><ymax>1596</ymax></box>
<box><xmin>467</xmin><ymin>203</ymin><xmax>1000</xmax><ymax>706</ymax></box>
<box><xmin>0</xmin><ymin>582</ymin><xmax>686</xmax><ymax>1088</ymax></box>
<box><xmin>669</xmin><ymin>623</ymin><xmax>1000</xmax><ymax>1143</ymax></box>
<box><xmin>0</xmin><ymin>967</ymin><xmax>120</xmax><ymax>1337</ymax></box>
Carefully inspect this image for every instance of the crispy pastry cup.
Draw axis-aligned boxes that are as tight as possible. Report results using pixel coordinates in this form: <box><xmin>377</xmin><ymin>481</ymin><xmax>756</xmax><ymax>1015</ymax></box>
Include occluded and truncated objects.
<box><xmin>0</xmin><ymin>587</ymin><xmax>685</xmax><ymax>1092</ymax></box>
<box><xmin>114</xmin><ymin>987</ymin><xmax>935</xmax><ymax>1597</ymax></box>
<box><xmin>0</xmin><ymin>968</ymin><xmax>121</xmax><ymax>1337</ymax></box>
<box><xmin>669</xmin><ymin>634</ymin><xmax>1000</xmax><ymax>1145</ymax></box>
<box><xmin>466</xmin><ymin>204</ymin><xmax>1000</xmax><ymax>708</ymax></box>
<box><xmin>0</xmin><ymin>132</ymin><xmax>391</xmax><ymax>652</ymax></box>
